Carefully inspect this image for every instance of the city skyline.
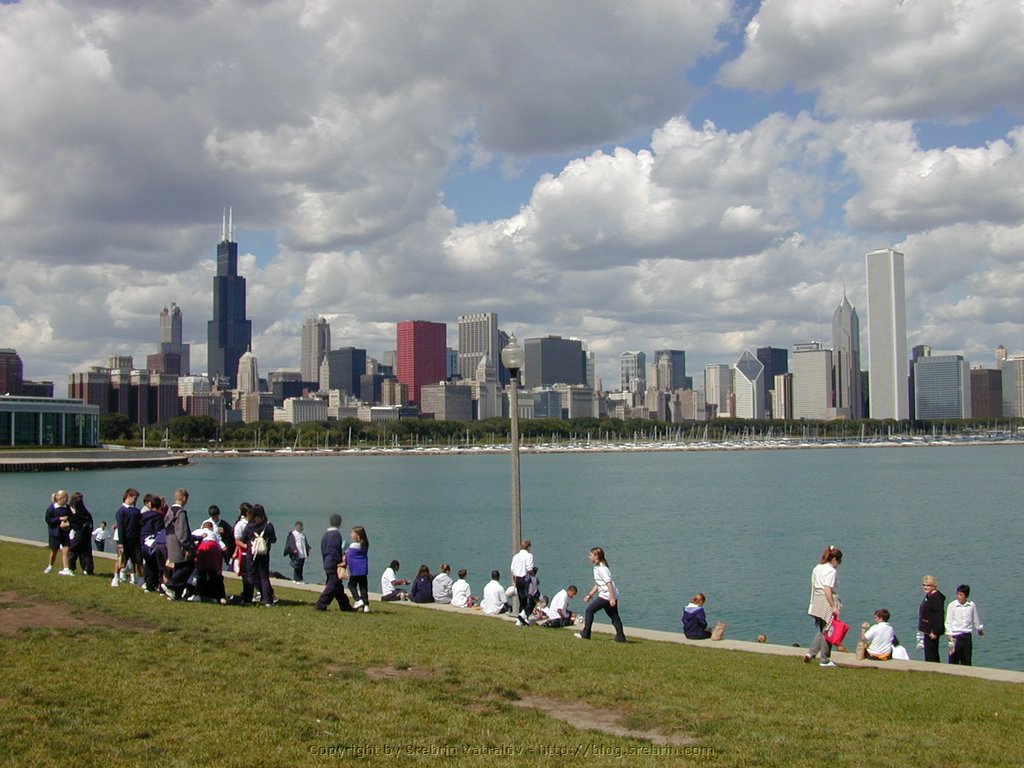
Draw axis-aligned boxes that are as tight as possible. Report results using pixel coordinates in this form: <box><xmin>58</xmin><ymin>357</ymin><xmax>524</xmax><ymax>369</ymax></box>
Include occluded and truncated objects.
<box><xmin>1</xmin><ymin>2</ymin><xmax>1022</xmax><ymax>393</ymax></box>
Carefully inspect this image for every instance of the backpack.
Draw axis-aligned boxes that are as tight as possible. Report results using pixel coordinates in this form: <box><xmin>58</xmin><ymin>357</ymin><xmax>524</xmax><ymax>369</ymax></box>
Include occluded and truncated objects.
<box><xmin>250</xmin><ymin>529</ymin><xmax>269</xmax><ymax>557</ymax></box>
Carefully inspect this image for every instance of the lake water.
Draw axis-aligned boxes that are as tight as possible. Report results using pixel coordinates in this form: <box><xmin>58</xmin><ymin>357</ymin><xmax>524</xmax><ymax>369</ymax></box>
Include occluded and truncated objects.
<box><xmin>2</xmin><ymin>444</ymin><xmax>1020</xmax><ymax>669</ymax></box>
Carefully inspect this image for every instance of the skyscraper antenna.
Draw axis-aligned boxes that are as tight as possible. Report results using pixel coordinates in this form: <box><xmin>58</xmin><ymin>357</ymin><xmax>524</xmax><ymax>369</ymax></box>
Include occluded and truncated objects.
<box><xmin>220</xmin><ymin>206</ymin><xmax>234</xmax><ymax>243</ymax></box>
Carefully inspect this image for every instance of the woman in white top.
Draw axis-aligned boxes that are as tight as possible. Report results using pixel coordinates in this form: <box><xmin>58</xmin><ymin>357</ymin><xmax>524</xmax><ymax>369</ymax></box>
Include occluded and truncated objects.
<box><xmin>576</xmin><ymin>547</ymin><xmax>626</xmax><ymax>642</ymax></box>
<box><xmin>804</xmin><ymin>545</ymin><xmax>843</xmax><ymax>667</ymax></box>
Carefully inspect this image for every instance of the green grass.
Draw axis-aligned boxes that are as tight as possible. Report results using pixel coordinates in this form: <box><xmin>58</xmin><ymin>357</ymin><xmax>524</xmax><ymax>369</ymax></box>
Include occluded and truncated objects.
<box><xmin>0</xmin><ymin>541</ymin><xmax>1020</xmax><ymax>767</ymax></box>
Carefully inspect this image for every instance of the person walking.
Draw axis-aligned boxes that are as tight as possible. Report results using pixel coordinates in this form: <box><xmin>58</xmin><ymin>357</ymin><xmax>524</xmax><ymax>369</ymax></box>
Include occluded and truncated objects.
<box><xmin>315</xmin><ymin>514</ymin><xmax>353</xmax><ymax>612</ymax></box>
<box><xmin>346</xmin><ymin>526</ymin><xmax>370</xmax><ymax>611</ymax></box>
<box><xmin>919</xmin><ymin>575</ymin><xmax>946</xmax><ymax>663</ymax></box>
<box><xmin>575</xmin><ymin>546</ymin><xmax>626</xmax><ymax>643</ymax></box>
<box><xmin>92</xmin><ymin>521</ymin><xmax>112</xmax><ymax>553</ymax></box>
<box><xmin>804</xmin><ymin>545</ymin><xmax>843</xmax><ymax>667</ymax></box>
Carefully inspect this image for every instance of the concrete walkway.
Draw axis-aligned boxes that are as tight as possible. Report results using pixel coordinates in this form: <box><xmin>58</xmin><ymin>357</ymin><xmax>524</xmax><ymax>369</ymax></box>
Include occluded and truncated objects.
<box><xmin>5</xmin><ymin>534</ymin><xmax>1021</xmax><ymax>685</ymax></box>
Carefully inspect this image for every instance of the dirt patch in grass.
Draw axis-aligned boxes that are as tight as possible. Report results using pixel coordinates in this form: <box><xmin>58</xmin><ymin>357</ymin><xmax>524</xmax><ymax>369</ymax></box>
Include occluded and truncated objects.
<box><xmin>512</xmin><ymin>694</ymin><xmax>698</xmax><ymax>746</ymax></box>
<box><xmin>365</xmin><ymin>665</ymin><xmax>439</xmax><ymax>681</ymax></box>
<box><xmin>0</xmin><ymin>591</ymin><xmax>157</xmax><ymax>634</ymax></box>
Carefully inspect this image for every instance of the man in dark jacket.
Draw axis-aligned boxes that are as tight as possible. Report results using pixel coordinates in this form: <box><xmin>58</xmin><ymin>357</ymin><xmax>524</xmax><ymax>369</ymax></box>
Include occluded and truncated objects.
<box><xmin>113</xmin><ymin>488</ymin><xmax>142</xmax><ymax>587</ymax></box>
<box><xmin>314</xmin><ymin>514</ymin><xmax>353</xmax><ymax>611</ymax></box>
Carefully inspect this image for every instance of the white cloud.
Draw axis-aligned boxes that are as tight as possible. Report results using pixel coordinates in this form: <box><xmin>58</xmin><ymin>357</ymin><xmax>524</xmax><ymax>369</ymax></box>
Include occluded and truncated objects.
<box><xmin>842</xmin><ymin>123</ymin><xmax>1024</xmax><ymax>231</ymax></box>
<box><xmin>720</xmin><ymin>0</ymin><xmax>1024</xmax><ymax>122</ymax></box>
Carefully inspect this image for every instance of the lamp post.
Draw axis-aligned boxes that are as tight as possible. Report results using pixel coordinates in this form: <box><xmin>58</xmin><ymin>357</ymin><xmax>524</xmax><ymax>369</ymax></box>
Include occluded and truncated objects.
<box><xmin>501</xmin><ymin>335</ymin><xmax>525</xmax><ymax>554</ymax></box>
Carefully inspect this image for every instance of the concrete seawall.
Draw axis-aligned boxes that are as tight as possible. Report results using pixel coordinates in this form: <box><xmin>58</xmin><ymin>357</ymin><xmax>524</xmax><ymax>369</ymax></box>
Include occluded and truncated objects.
<box><xmin>0</xmin><ymin>449</ymin><xmax>189</xmax><ymax>472</ymax></box>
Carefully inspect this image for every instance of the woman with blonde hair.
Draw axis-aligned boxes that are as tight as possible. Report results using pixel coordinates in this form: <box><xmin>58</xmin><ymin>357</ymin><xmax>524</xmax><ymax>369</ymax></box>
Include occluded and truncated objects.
<box><xmin>44</xmin><ymin>490</ymin><xmax>72</xmax><ymax>575</ymax></box>
<box><xmin>918</xmin><ymin>575</ymin><xmax>946</xmax><ymax>663</ymax></box>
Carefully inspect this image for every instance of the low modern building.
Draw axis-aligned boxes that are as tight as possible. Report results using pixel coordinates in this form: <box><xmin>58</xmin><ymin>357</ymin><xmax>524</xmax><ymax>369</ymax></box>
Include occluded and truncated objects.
<box><xmin>914</xmin><ymin>355</ymin><xmax>971</xmax><ymax>419</ymax></box>
<box><xmin>419</xmin><ymin>382</ymin><xmax>473</xmax><ymax>421</ymax></box>
<box><xmin>0</xmin><ymin>395</ymin><xmax>100</xmax><ymax>447</ymax></box>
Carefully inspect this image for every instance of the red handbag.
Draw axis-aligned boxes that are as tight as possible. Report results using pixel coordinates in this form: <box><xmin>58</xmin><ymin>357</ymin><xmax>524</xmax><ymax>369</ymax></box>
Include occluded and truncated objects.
<box><xmin>824</xmin><ymin>618</ymin><xmax>850</xmax><ymax>645</ymax></box>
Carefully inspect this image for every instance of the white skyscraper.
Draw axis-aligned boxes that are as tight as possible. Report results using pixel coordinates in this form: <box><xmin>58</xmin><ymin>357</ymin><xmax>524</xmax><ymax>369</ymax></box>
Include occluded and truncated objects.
<box><xmin>237</xmin><ymin>348</ymin><xmax>259</xmax><ymax>394</ymax></box>
<box><xmin>457</xmin><ymin>313</ymin><xmax>500</xmax><ymax>383</ymax></box>
<box><xmin>620</xmin><ymin>351</ymin><xmax>646</xmax><ymax>393</ymax></box>
<box><xmin>790</xmin><ymin>342</ymin><xmax>833</xmax><ymax>420</ymax></box>
<box><xmin>733</xmin><ymin>351</ymin><xmax>765</xmax><ymax>419</ymax></box>
<box><xmin>301</xmin><ymin>316</ymin><xmax>331</xmax><ymax>386</ymax></box>
<box><xmin>704</xmin><ymin>364</ymin><xmax>732</xmax><ymax>415</ymax></box>
<box><xmin>866</xmin><ymin>248</ymin><xmax>909</xmax><ymax>420</ymax></box>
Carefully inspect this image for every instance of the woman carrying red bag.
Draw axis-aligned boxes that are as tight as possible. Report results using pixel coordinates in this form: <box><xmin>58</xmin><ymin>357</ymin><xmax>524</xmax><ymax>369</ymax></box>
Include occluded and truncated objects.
<box><xmin>804</xmin><ymin>545</ymin><xmax>843</xmax><ymax>668</ymax></box>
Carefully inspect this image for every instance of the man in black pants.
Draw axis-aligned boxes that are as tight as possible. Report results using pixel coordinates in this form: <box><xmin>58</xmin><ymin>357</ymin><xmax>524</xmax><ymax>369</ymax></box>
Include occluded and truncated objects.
<box><xmin>315</xmin><ymin>514</ymin><xmax>353</xmax><ymax>611</ymax></box>
<box><xmin>163</xmin><ymin>489</ymin><xmax>195</xmax><ymax>600</ymax></box>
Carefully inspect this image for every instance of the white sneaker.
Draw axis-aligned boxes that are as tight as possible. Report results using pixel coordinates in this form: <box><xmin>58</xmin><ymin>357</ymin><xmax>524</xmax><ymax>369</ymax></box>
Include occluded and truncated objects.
<box><xmin>353</xmin><ymin>599</ymin><xmax>365</xmax><ymax>609</ymax></box>
<box><xmin>43</xmin><ymin>565</ymin><xmax>53</xmax><ymax>574</ymax></box>
<box><xmin>58</xmin><ymin>568</ymin><xmax>74</xmax><ymax>576</ymax></box>
<box><xmin>362</xmin><ymin>605</ymin><xmax>370</xmax><ymax>613</ymax></box>
<box><xmin>819</xmin><ymin>660</ymin><xmax>837</xmax><ymax>668</ymax></box>
<box><xmin>110</xmin><ymin>576</ymin><xmax>119</xmax><ymax>587</ymax></box>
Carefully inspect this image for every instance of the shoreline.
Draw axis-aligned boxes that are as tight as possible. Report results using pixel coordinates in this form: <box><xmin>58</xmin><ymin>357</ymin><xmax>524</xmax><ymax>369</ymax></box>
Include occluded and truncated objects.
<box><xmin>178</xmin><ymin>434</ymin><xmax>1024</xmax><ymax>458</ymax></box>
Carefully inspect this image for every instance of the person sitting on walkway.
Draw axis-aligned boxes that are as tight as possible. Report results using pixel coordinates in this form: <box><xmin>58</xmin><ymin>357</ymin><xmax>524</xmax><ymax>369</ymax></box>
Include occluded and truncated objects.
<box><xmin>682</xmin><ymin>593</ymin><xmax>713</xmax><ymax>639</ymax></box>
<box><xmin>380</xmin><ymin>560</ymin><xmax>409</xmax><ymax>601</ymax></box>
<box><xmin>432</xmin><ymin>563</ymin><xmax>454</xmax><ymax>604</ymax></box>
<box><xmin>451</xmin><ymin>569</ymin><xmax>475</xmax><ymax>608</ymax></box>
<box><xmin>539</xmin><ymin>585</ymin><xmax>577</xmax><ymax>627</ymax></box>
<box><xmin>480</xmin><ymin>570</ymin><xmax>510</xmax><ymax>615</ymax></box>
<box><xmin>410</xmin><ymin>564</ymin><xmax>434</xmax><ymax>603</ymax></box>
<box><xmin>859</xmin><ymin>608</ymin><xmax>896</xmax><ymax>660</ymax></box>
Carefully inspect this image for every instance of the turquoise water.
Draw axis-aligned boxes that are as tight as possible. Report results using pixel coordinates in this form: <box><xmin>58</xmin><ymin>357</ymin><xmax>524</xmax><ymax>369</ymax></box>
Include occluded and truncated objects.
<box><xmin>2</xmin><ymin>445</ymin><xmax>1020</xmax><ymax>669</ymax></box>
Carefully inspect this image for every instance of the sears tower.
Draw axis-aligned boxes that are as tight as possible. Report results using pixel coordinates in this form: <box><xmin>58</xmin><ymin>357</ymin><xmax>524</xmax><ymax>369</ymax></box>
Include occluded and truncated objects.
<box><xmin>207</xmin><ymin>208</ymin><xmax>251</xmax><ymax>388</ymax></box>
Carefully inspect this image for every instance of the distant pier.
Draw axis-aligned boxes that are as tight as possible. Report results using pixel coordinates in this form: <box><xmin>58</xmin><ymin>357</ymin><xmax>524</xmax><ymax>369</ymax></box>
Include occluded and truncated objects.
<box><xmin>0</xmin><ymin>449</ymin><xmax>189</xmax><ymax>473</ymax></box>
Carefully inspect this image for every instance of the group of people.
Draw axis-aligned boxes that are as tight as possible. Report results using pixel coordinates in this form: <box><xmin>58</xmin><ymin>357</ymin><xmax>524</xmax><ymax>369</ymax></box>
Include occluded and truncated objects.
<box><xmin>804</xmin><ymin>545</ymin><xmax>985</xmax><ymax>667</ymax></box>
<box><xmin>43</xmin><ymin>489</ymin><xmax>635</xmax><ymax>642</ymax></box>
<box><xmin>45</xmin><ymin>487</ymin><xmax>283</xmax><ymax>607</ymax></box>
<box><xmin>340</xmin><ymin>537</ymin><xmax>626</xmax><ymax>641</ymax></box>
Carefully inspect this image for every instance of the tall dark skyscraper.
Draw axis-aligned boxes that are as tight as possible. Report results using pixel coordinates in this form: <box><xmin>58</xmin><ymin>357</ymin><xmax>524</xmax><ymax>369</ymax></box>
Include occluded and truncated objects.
<box><xmin>756</xmin><ymin>346</ymin><xmax>788</xmax><ymax>417</ymax></box>
<box><xmin>524</xmin><ymin>336</ymin><xmax>587</xmax><ymax>389</ymax></box>
<box><xmin>207</xmin><ymin>208</ymin><xmax>251</xmax><ymax>388</ymax></box>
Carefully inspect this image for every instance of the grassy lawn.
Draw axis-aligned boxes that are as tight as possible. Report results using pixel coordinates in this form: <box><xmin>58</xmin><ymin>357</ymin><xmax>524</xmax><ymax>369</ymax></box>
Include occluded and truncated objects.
<box><xmin>0</xmin><ymin>540</ymin><xmax>1019</xmax><ymax>767</ymax></box>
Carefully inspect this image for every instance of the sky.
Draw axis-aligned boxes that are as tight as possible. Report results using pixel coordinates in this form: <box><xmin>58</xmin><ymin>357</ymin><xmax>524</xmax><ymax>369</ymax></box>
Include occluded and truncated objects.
<box><xmin>1</xmin><ymin>0</ymin><xmax>1022</xmax><ymax>395</ymax></box>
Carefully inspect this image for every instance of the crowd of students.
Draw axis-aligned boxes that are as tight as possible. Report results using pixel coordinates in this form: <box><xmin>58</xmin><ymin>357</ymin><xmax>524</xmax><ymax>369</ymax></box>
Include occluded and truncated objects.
<box><xmin>41</xmin><ymin>489</ymin><xmax>627</xmax><ymax>642</ymax></box>
<box><xmin>46</xmin><ymin>487</ymin><xmax>285</xmax><ymax>606</ymax></box>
